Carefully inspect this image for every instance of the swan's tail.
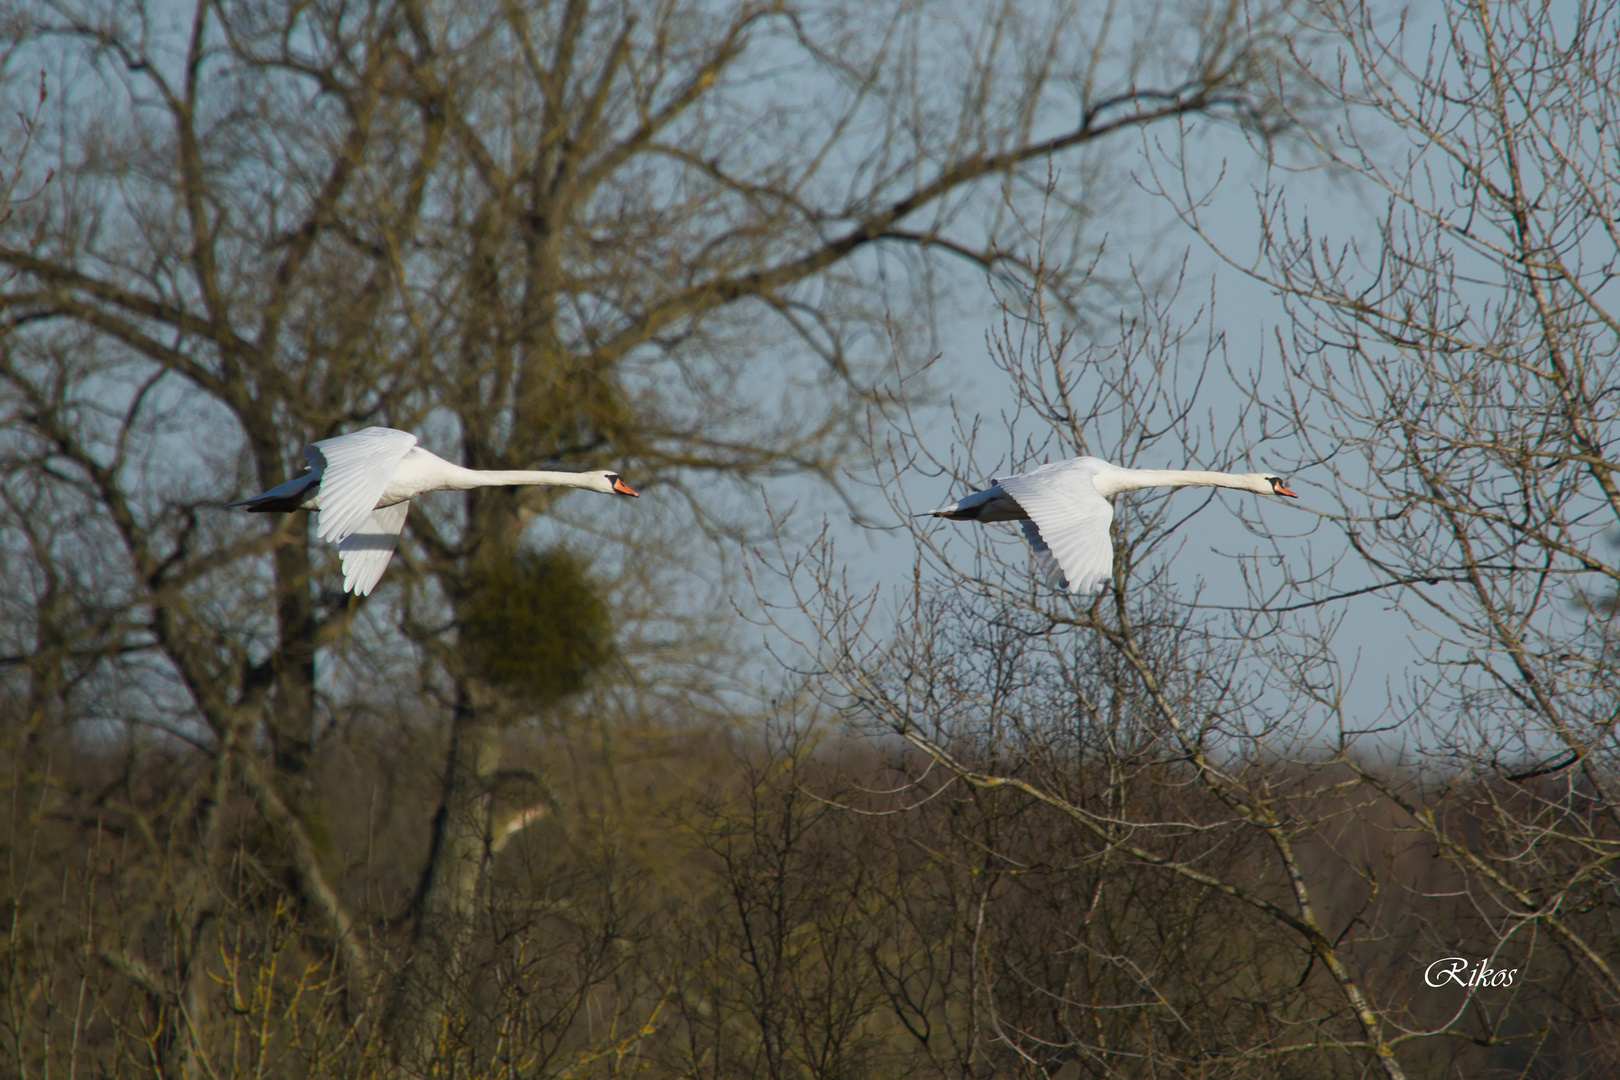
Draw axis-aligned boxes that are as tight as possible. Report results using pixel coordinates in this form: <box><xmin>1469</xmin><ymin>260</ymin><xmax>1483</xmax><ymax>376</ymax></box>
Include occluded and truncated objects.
<box><xmin>915</xmin><ymin>484</ymin><xmax>1018</xmax><ymax>521</ymax></box>
<box><xmin>227</xmin><ymin>472</ymin><xmax>318</xmax><ymax>513</ymax></box>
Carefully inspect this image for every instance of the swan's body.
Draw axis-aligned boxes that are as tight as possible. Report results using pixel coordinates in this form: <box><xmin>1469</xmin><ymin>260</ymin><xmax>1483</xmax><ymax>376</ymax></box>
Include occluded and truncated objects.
<box><xmin>922</xmin><ymin>456</ymin><xmax>1297</xmax><ymax>595</ymax></box>
<box><xmin>231</xmin><ymin>427</ymin><xmax>638</xmax><ymax>595</ymax></box>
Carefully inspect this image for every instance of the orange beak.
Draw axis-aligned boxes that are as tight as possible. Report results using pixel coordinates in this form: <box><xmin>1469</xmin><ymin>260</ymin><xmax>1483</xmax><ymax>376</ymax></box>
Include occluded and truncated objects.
<box><xmin>612</xmin><ymin>477</ymin><xmax>639</xmax><ymax>497</ymax></box>
<box><xmin>1273</xmin><ymin>483</ymin><xmax>1299</xmax><ymax>498</ymax></box>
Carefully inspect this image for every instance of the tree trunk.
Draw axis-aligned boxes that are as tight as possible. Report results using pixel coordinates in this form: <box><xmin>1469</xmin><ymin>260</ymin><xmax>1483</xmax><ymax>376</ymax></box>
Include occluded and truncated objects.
<box><xmin>384</xmin><ymin>680</ymin><xmax>501</xmax><ymax>1072</ymax></box>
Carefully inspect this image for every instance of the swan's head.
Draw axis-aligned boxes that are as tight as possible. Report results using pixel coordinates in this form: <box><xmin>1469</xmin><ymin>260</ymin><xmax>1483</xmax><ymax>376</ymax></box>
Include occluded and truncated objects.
<box><xmin>1263</xmin><ymin>475</ymin><xmax>1298</xmax><ymax>498</ymax></box>
<box><xmin>591</xmin><ymin>471</ymin><xmax>639</xmax><ymax>497</ymax></box>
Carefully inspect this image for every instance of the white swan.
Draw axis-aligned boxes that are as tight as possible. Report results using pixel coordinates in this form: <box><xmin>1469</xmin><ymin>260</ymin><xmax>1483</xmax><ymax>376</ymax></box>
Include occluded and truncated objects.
<box><xmin>231</xmin><ymin>427</ymin><xmax>638</xmax><ymax>596</ymax></box>
<box><xmin>922</xmin><ymin>456</ymin><xmax>1297</xmax><ymax>595</ymax></box>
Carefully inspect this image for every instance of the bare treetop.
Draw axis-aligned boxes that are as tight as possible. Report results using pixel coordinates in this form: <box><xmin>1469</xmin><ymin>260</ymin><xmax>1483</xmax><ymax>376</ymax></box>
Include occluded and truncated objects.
<box><xmin>0</xmin><ymin>0</ymin><xmax>1310</xmax><ymax>1075</ymax></box>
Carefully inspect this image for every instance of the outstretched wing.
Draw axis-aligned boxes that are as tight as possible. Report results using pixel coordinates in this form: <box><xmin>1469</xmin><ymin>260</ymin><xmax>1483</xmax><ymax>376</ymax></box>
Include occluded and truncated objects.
<box><xmin>338</xmin><ymin>501</ymin><xmax>409</xmax><ymax>596</ymax></box>
<box><xmin>994</xmin><ymin>464</ymin><xmax>1115</xmax><ymax>595</ymax></box>
<box><xmin>309</xmin><ymin>427</ymin><xmax>417</xmax><ymax>543</ymax></box>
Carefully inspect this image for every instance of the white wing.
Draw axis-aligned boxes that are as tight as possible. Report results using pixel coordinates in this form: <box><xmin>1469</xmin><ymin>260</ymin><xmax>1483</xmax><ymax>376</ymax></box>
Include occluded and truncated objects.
<box><xmin>995</xmin><ymin>462</ymin><xmax>1115</xmax><ymax>595</ymax></box>
<box><xmin>338</xmin><ymin>501</ymin><xmax>409</xmax><ymax>596</ymax></box>
<box><xmin>309</xmin><ymin>427</ymin><xmax>417</xmax><ymax>543</ymax></box>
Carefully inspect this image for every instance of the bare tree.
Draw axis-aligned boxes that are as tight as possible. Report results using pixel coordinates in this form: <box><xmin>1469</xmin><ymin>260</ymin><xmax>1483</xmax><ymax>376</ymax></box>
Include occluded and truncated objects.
<box><xmin>657</xmin><ymin>721</ymin><xmax>892</xmax><ymax>1080</ymax></box>
<box><xmin>765</xmin><ymin>265</ymin><xmax>1417</xmax><ymax>1076</ymax></box>
<box><xmin>0</xmin><ymin>0</ymin><xmax>1306</xmax><ymax>1075</ymax></box>
<box><xmin>0</xmin><ymin>69</ymin><xmax>47</xmax><ymax>251</ymax></box>
<box><xmin>761</xmin><ymin>1</ymin><xmax>1620</xmax><ymax>1077</ymax></box>
<box><xmin>1201</xmin><ymin>0</ymin><xmax>1620</xmax><ymax>1066</ymax></box>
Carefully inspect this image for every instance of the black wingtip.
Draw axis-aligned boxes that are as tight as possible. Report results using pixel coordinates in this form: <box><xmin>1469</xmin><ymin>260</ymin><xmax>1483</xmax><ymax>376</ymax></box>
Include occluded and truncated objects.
<box><xmin>228</xmin><ymin>496</ymin><xmax>306</xmax><ymax>513</ymax></box>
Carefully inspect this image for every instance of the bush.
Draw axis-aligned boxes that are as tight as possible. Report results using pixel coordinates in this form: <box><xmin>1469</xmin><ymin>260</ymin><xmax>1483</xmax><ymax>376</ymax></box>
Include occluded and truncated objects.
<box><xmin>459</xmin><ymin>546</ymin><xmax>614</xmax><ymax>706</ymax></box>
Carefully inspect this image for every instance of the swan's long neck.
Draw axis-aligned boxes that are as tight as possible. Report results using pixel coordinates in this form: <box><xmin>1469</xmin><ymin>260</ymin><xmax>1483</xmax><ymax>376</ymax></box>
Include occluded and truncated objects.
<box><xmin>447</xmin><ymin>467</ymin><xmax>599</xmax><ymax>490</ymax></box>
<box><xmin>384</xmin><ymin>450</ymin><xmax>608</xmax><ymax>503</ymax></box>
<box><xmin>1093</xmin><ymin>467</ymin><xmax>1267</xmax><ymax>497</ymax></box>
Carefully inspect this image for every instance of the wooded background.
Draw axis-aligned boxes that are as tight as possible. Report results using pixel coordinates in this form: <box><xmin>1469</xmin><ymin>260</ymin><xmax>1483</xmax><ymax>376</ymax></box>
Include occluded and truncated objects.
<box><xmin>4</xmin><ymin>0</ymin><xmax>1618</xmax><ymax>1077</ymax></box>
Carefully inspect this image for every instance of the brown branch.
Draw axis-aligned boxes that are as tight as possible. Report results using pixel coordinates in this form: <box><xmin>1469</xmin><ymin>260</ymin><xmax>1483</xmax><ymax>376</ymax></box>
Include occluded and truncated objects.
<box><xmin>588</xmin><ymin>85</ymin><xmax>1232</xmax><ymax>369</ymax></box>
<box><xmin>239</xmin><ymin>755</ymin><xmax>373</xmax><ymax>984</ymax></box>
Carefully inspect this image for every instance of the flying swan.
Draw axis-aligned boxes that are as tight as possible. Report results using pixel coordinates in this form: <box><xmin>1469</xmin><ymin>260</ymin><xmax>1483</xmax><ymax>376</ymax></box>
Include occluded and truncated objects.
<box><xmin>231</xmin><ymin>427</ymin><xmax>638</xmax><ymax>596</ymax></box>
<box><xmin>922</xmin><ymin>456</ymin><xmax>1297</xmax><ymax>594</ymax></box>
